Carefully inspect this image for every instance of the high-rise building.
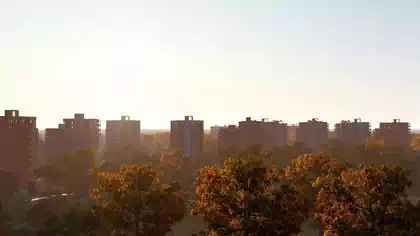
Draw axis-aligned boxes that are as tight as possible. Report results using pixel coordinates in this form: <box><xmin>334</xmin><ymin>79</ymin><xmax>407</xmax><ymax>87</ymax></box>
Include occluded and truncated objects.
<box><xmin>218</xmin><ymin>125</ymin><xmax>240</xmax><ymax>152</ymax></box>
<box><xmin>377</xmin><ymin>119</ymin><xmax>411</xmax><ymax>148</ymax></box>
<box><xmin>238</xmin><ymin>117</ymin><xmax>288</xmax><ymax>149</ymax></box>
<box><xmin>105</xmin><ymin>116</ymin><xmax>141</xmax><ymax>160</ymax></box>
<box><xmin>287</xmin><ymin>125</ymin><xmax>298</xmax><ymax>145</ymax></box>
<box><xmin>296</xmin><ymin>118</ymin><xmax>329</xmax><ymax>152</ymax></box>
<box><xmin>237</xmin><ymin>117</ymin><xmax>265</xmax><ymax>149</ymax></box>
<box><xmin>44</xmin><ymin>125</ymin><xmax>66</xmax><ymax>165</ymax></box>
<box><xmin>261</xmin><ymin>119</ymin><xmax>288</xmax><ymax>149</ymax></box>
<box><xmin>45</xmin><ymin>113</ymin><xmax>100</xmax><ymax>160</ymax></box>
<box><xmin>335</xmin><ymin>118</ymin><xmax>371</xmax><ymax>146</ymax></box>
<box><xmin>0</xmin><ymin>110</ymin><xmax>38</xmax><ymax>186</ymax></box>
<box><xmin>170</xmin><ymin>116</ymin><xmax>204</xmax><ymax>158</ymax></box>
<box><xmin>218</xmin><ymin>117</ymin><xmax>288</xmax><ymax>152</ymax></box>
<box><xmin>210</xmin><ymin>126</ymin><xmax>223</xmax><ymax>140</ymax></box>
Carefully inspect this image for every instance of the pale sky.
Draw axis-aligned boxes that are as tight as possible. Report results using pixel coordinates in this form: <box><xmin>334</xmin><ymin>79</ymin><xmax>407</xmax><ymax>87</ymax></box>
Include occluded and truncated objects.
<box><xmin>1</xmin><ymin>0</ymin><xmax>420</xmax><ymax>129</ymax></box>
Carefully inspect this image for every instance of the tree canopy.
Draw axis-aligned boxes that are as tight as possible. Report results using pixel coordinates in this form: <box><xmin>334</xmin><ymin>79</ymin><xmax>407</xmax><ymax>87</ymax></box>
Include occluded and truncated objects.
<box><xmin>192</xmin><ymin>156</ymin><xmax>307</xmax><ymax>235</ymax></box>
<box><xmin>313</xmin><ymin>165</ymin><xmax>420</xmax><ymax>235</ymax></box>
<box><xmin>91</xmin><ymin>164</ymin><xmax>186</xmax><ymax>236</ymax></box>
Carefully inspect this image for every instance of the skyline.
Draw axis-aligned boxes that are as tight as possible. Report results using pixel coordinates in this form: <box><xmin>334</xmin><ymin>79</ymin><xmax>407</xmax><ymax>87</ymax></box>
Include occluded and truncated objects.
<box><xmin>1</xmin><ymin>0</ymin><xmax>420</xmax><ymax>129</ymax></box>
<box><xmin>4</xmin><ymin>109</ymin><xmax>420</xmax><ymax>132</ymax></box>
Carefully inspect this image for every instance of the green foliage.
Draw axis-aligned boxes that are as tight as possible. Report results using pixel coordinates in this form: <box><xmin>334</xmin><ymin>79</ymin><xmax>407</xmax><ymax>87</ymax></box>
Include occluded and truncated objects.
<box><xmin>192</xmin><ymin>156</ymin><xmax>307</xmax><ymax>235</ymax></box>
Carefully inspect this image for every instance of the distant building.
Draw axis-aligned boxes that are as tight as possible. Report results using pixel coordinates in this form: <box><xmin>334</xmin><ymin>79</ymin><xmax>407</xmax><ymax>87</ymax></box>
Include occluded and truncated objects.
<box><xmin>218</xmin><ymin>117</ymin><xmax>288</xmax><ymax>151</ymax></box>
<box><xmin>296</xmin><ymin>118</ymin><xmax>329</xmax><ymax>152</ymax></box>
<box><xmin>105</xmin><ymin>116</ymin><xmax>141</xmax><ymax>160</ymax></box>
<box><xmin>210</xmin><ymin>126</ymin><xmax>223</xmax><ymax>140</ymax></box>
<box><xmin>218</xmin><ymin>125</ymin><xmax>240</xmax><ymax>151</ymax></box>
<box><xmin>170</xmin><ymin>116</ymin><xmax>204</xmax><ymax>158</ymax></box>
<box><xmin>262</xmin><ymin>119</ymin><xmax>288</xmax><ymax>149</ymax></box>
<box><xmin>238</xmin><ymin>117</ymin><xmax>288</xmax><ymax>149</ymax></box>
<box><xmin>237</xmin><ymin>117</ymin><xmax>265</xmax><ymax>149</ymax></box>
<box><xmin>44</xmin><ymin>125</ymin><xmax>66</xmax><ymax>165</ymax></box>
<box><xmin>335</xmin><ymin>118</ymin><xmax>371</xmax><ymax>146</ymax></box>
<box><xmin>0</xmin><ymin>110</ymin><xmax>38</xmax><ymax>187</ymax></box>
<box><xmin>372</xmin><ymin>128</ymin><xmax>380</xmax><ymax>136</ymax></box>
<box><xmin>377</xmin><ymin>119</ymin><xmax>411</xmax><ymax>148</ymax></box>
<box><xmin>287</xmin><ymin>125</ymin><xmax>298</xmax><ymax>145</ymax></box>
<box><xmin>45</xmin><ymin>113</ymin><xmax>100</xmax><ymax>160</ymax></box>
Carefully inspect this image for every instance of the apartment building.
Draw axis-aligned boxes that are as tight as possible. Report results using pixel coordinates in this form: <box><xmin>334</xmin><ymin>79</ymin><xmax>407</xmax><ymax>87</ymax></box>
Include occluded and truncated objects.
<box><xmin>218</xmin><ymin>125</ymin><xmax>240</xmax><ymax>152</ymax></box>
<box><xmin>335</xmin><ymin>118</ymin><xmax>371</xmax><ymax>146</ymax></box>
<box><xmin>296</xmin><ymin>118</ymin><xmax>329</xmax><ymax>152</ymax></box>
<box><xmin>377</xmin><ymin>119</ymin><xmax>411</xmax><ymax>148</ymax></box>
<box><xmin>45</xmin><ymin>113</ymin><xmax>100</xmax><ymax>160</ymax></box>
<box><xmin>105</xmin><ymin>116</ymin><xmax>141</xmax><ymax>160</ymax></box>
<box><xmin>0</xmin><ymin>110</ymin><xmax>38</xmax><ymax>187</ymax></box>
<box><xmin>210</xmin><ymin>126</ymin><xmax>223</xmax><ymax>140</ymax></box>
<box><xmin>218</xmin><ymin>117</ymin><xmax>288</xmax><ymax>152</ymax></box>
<box><xmin>287</xmin><ymin>125</ymin><xmax>298</xmax><ymax>145</ymax></box>
<box><xmin>170</xmin><ymin>116</ymin><xmax>204</xmax><ymax>158</ymax></box>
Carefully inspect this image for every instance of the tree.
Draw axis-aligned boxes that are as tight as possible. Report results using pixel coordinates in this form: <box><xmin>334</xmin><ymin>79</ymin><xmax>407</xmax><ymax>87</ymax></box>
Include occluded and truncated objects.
<box><xmin>282</xmin><ymin>154</ymin><xmax>352</xmax><ymax>235</ymax></box>
<box><xmin>192</xmin><ymin>156</ymin><xmax>307</xmax><ymax>235</ymax></box>
<box><xmin>271</xmin><ymin>143</ymin><xmax>307</xmax><ymax>169</ymax></box>
<box><xmin>0</xmin><ymin>201</ymin><xmax>10</xmax><ymax>235</ymax></box>
<box><xmin>92</xmin><ymin>164</ymin><xmax>186</xmax><ymax>236</ymax></box>
<box><xmin>140</xmin><ymin>133</ymin><xmax>170</xmax><ymax>155</ymax></box>
<box><xmin>35</xmin><ymin>201</ymin><xmax>100</xmax><ymax>236</ymax></box>
<box><xmin>35</xmin><ymin>149</ymin><xmax>96</xmax><ymax>196</ymax></box>
<box><xmin>313</xmin><ymin>164</ymin><xmax>420</xmax><ymax>235</ymax></box>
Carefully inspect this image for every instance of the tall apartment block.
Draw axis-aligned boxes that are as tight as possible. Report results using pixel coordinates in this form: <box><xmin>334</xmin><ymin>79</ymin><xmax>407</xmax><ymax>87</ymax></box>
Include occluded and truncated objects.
<box><xmin>261</xmin><ymin>119</ymin><xmax>288</xmax><ymax>149</ymax></box>
<box><xmin>170</xmin><ymin>116</ymin><xmax>204</xmax><ymax>158</ymax></box>
<box><xmin>335</xmin><ymin>118</ymin><xmax>371</xmax><ymax>146</ymax></box>
<box><xmin>45</xmin><ymin>113</ymin><xmax>100</xmax><ymax>160</ymax></box>
<box><xmin>105</xmin><ymin>116</ymin><xmax>141</xmax><ymax>160</ymax></box>
<box><xmin>218</xmin><ymin>117</ymin><xmax>288</xmax><ymax>151</ymax></box>
<box><xmin>296</xmin><ymin>118</ymin><xmax>329</xmax><ymax>152</ymax></box>
<box><xmin>377</xmin><ymin>119</ymin><xmax>411</xmax><ymax>148</ymax></box>
<box><xmin>0</xmin><ymin>110</ymin><xmax>38</xmax><ymax>187</ymax></box>
<box><xmin>218</xmin><ymin>125</ymin><xmax>240</xmax><ymax>151</ymax></box>
<box><xmin>287</xmin><ymin>125</ymin><xmax>298</xmax><ymax>145</ymax></box>
<box><xmin>210</xmin><ymin>126</ymin><xmax>223</xmax><ymax>140</ymax></box>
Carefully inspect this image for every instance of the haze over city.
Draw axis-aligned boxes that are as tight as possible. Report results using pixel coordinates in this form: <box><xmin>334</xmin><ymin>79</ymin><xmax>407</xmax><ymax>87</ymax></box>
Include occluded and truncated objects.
<box><xmin>1</xmin><ymin>0</ymin><xmax>420</xmax><ymax>129</ymax></box>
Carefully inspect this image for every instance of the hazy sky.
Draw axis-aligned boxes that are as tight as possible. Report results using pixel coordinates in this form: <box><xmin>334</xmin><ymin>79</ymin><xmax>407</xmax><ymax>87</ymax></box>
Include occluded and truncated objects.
<box><xmin>1</xmin><ymin>0</ymin><xmax>420</xmax><ymax>129</ymax></box>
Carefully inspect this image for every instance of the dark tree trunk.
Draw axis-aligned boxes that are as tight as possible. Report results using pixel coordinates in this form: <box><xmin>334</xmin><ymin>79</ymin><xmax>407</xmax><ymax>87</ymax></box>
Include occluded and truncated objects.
<box><xmin>135</xmin><ymin>219</ymin><xmax>140</xmax><ymax>236</ymax></box>
<box><xmin>319</xmin><ymin>225</ymin><xmax>325</xmax><ymax>236</ymax></box>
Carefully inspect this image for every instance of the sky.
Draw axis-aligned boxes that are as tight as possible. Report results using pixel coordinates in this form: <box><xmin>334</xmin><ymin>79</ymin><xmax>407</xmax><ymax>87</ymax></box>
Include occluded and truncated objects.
<box><xmin>1</xmin><ymin>0</ymin><xmax>420</xmax><ymax>129</ymax></box>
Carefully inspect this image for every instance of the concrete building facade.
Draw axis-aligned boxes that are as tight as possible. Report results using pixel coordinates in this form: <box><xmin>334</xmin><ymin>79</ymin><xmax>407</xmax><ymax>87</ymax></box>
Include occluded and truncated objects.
<box><xmin>296</xmin><ymin>118</ymin><xmax>329</xmax><ymax>152</ymax></box>
<box><xmin>287</xmin><ymin>125</ymin><xmax>298</xmax><ymax>145</ymax></box>
<box><xmin>335</xmin><ymin>118</ymin><xmax>371</xmax><ymax>146</ymax></box>
<box><xmin>218</xmin><ymin>117</ymin><xmax>288</xmax><ymax>151</ymax></box>
<box><xmin>218</xmin><ymin>125</ymin><xmax>240</xmax><ymax>152</ymax></box>
<box><xmin>45</xmin><ymin>113</ymin><xmax>100</xmax><ymax>160</ymax></box>
<box><xmin>105</xmin><ymin>116</ymin><xmax>141</xmax><ymax>159</ymax></box>
<box><xmin>378</xmin><ymin>119</ymin><xmax>411</xmax><ymax>148</ymax></box>
<box><xmin>261</xmin><ymin>119</ymin><xmax>288</xmax><ymax>149</ymax></box>
<box><xmin>0</xmin><ymin>110</ymin><xmax>38</xmax><ymax>186</ymax></box>
<box><xmin>170</xmin><ymin>116</ymin><xmax>204</xmax><ymax>158</ymax></box>
<box><xmin>210</xmin><ymin>126</ymin><xmax>223</xmax><ymax>140</ymax></box>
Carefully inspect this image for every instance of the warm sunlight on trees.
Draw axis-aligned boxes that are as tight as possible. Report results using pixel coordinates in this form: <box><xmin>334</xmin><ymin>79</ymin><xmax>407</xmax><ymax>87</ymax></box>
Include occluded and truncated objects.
<box><xmin>313</xmin><ymin>165</ymin><xmax>420</xmax><ymax>235</ymax></box>
<box><xmin>282</xmin><ymin>154</ymin><xmax>352</xmax><ymax>235</ymax></box>
<box><xmin>192</xmin><ymin>156</ymin><xmax>307</xmax><ymax>235</ymax></box>
<box><xmin>92</xmin><ymin>164</ymin><xmax>186</xmax><ymax>236</ymax></box>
